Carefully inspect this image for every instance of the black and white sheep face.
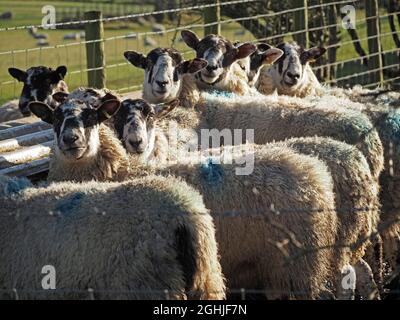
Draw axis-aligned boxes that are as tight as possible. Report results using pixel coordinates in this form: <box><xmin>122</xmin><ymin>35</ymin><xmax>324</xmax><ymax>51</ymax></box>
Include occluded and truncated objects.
<box><xmin>114</xmin><ymin>99</ymin><xmax>178</xmax><ymax>155</ymax></box>
<box><xmin>124</xmin><ymin>48</ymin><xmax>207</xmax><ymax>103</ymax></box>
<box><xmin>235</xmin><ymin>42</ymin><xmax>283</xmax><ymax>86</ymax></box>
<box><xmin>181</xmin><ymin>30</ymin><xmax>256</xmax><ymax>85</ymax></box>
<box><xmin>274</xmin><ymin>42</ymin><xmax>326</xmax><ymax>90</ymax></box>
<box><xmin>8</xmin><ymin>66</ymin><xmax>67</xmax><ymax>116</ymax></box>
<box><xmin>28</xmin><ymin>98</ymin><xmax>120</xmax><ymax>161</ymax></box>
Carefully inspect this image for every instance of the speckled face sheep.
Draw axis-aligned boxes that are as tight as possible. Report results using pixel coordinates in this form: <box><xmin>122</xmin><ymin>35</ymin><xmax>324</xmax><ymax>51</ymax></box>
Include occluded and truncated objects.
<box><xmin>124</xmin><ymin>48</ymin><xmax>208</xmax><ymax>104</ymax></box>
<box><xmin>234</xmin><ymin>42</ymin><xmax>283</xmax><ymax>87</ymax></box>
<box><xmin>8</xmin><ymin>66</ymin><xmax>68</xmax><ymax>116</ymax></box>
<box><xmin>113</xmin><ymin>98</ymin><xmax>178</xmax><ymax>156</ymax></box>
<box><xmin>181</xmin><ymin>30</ymin><xmax>256</xmax><ymax>93</ymax></box>
<box><xmin>28</xmin><ymin>96</ymin><xmax>120</xmax><ymax>161</ymax></box>
<box><xmin>256</xmin><ymin>42</ymin><xmax>326</xmax><ymax>97</ymax></box>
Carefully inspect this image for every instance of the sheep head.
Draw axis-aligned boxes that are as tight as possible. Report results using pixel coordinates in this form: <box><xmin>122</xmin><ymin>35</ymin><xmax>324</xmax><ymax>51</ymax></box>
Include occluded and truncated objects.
<box><xmin>8</xmin><ymin>65</ymin><xmax>67</xmax><ymax>116</ymax></box>
<box><xmin>124</xmin><ymin>47</ymin><xmax>207</xmax><ymax>104</ymax></box>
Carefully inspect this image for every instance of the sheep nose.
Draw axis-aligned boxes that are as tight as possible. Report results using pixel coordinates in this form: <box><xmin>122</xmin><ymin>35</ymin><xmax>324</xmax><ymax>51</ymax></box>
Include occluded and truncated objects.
<box><xmin>129</xmin><ymin>138</ymin><xmax>142</xmax><ymax>149</ymax></box>
<box><xmin>156</xmin><ymin>81</ymin><xmax>168</xmax><ymax>88</ymax></box>
<box><xmin>206</xmin><ymin>65</ymin><xmax>218</xmax><ymax>72</ymax></box>
<box><xmin>287</xmin><ymin>71</ymin><xmax>300</xmax><ymax>80</ymax></box>
<box><xmin>63</xmin><ymin>134</ymin><xmax>79</xmax><ymax>145</ymax></box>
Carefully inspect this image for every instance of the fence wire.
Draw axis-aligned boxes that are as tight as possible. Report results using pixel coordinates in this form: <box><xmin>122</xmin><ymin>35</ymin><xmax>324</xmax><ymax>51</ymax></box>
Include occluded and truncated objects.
<box><xmin>0</xmin><ymin>0</ymin><xmax>398</xmax><ymax>99</ymax></box>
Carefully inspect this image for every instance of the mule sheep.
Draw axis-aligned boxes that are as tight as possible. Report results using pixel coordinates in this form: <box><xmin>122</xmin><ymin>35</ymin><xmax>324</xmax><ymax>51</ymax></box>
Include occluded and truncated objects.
<box><xmin>0</xmin><ymin>174</ymin><xmax>225</xmax><ymax>300</ymax></box>
<box><xmin>1</xmin><ymin>65</ymin><xmax>69</xmax><ymax>122</ymax></box>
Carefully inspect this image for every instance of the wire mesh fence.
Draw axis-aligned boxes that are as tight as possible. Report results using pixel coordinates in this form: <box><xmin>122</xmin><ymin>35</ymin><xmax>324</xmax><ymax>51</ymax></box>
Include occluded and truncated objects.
<box><xmin>0</xmin><ymin>0</ymin><xmax>399</xmax><ymax>300</ymax></box>
<box><xmin>0</xmin><ymin>0</ymin><xmax>399</xmax><ymax>104</ymax></box>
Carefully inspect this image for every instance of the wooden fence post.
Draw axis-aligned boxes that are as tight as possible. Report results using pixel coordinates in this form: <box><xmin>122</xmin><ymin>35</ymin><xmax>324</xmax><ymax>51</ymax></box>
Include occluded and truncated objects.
<box><xmin>327</xmin><ymin>0</ymin><xmax>338</xmax><ymax>81</ymax></box>
<box><xmin>366</xmin><ymin>0</ymin><xmax>384</xmax><ymax>85</ymax></box>
<box><xmin>84</xmin><ymin>11</ymin><xmax>106</xmax><ymax>89</ymax></box>
<box><xmin>204</xmin><ymin>0</ymin><xmax>220</xmax><ymax>36</ymax></box>
<box><xmin>293</xmin><ymin>0</ymin><xmax>309</xmax><ymax>48</ymax></box>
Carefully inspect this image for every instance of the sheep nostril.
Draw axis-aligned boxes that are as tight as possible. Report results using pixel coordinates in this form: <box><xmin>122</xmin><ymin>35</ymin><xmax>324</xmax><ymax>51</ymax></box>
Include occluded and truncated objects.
<box><xmin>206</xmin><ymin>65</ymin><xmax>218</xmax><ymax>72</ymax></box>
<box><xmin>63</xmin><ymin>134</ymin><xmax>79</xmax><ymax>145</ymax></box>
<box><xmin>156</xmin><ymin>81</ymin><xmax>168</xmax><ymax>88</ymax></box>
<box><xmin>287</xmin><ymin>72</ymin><xmax>300</xmax><ymax>80</ymax></box>
<box><xmin>129</xmin><ymin>139</ymin><xmax>143</xmax><ymax>149</ymax></box>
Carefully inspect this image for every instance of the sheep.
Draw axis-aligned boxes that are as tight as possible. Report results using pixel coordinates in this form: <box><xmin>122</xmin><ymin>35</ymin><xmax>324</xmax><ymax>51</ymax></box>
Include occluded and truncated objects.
<box><xmin>256</xmin><ymin>41</ymin><xmax>326</xmax><ymax>97</ymax></box>
<box><xmin>144</xmin><ymin>36</ymin><xmax>157</xmax><ymax>47</ymax></box>
<box><xmin>116</xmin><ymin>99</ymin><xmax>383</xmax><ymax>298</ymax></box>
<box><xmin>1</xmin><ymin>65</ymin><xmax>69</xmax><ymax>122</ymax></box>
<box><xmin>234</xmin><ymin>42</ymin><xmax>283</xmax><ymax>87</ymax></box>
<box><xmin>255</xmin><ymin>42</ymin><xmax>400</xmax><ymax>269</ymax></box>
<box><xmin>29</xmin><ymin>96</ymin><xmax>346</xmax><ymax>299</ymax></box>
<box><xmin>123</xmin><ymin>47</ymin><xmax>208</xmax><ymax>107</ymax></box>
<box><xmin>134</xmin><ymin>145</ymin><xmax>366</xmax><ymax>299</ymax></box>
<box><xmin>27</xmin><ymin>26</ymin><xmax>48</xmax><ymax>40</ymax></box>
<box><xmin>200</xmin><ymin>93</ymin><xmax>384</xmax><ymax>181</ymax></box>
<box><xmin>152</xmin><ymin>24</ymin><xmax>166</xmax><ymax>35</ymax></box>
<box><xmin>0</xmin><ymin>99</ymin><xmax>20</xmax><ymax>122</ymax></box>
<box><xmin>0</xmin><ymin>174</ymin><xmax>225</xmax><ymax>300</ymax></box>
<box><xmin>112</xmin><ymin>99</ymin><xmax>183</xmax><ymax>165</ymax></box>
<box><xmin>180</xmin><ymin>30</ymin><xmax>257</xmax><ymax>97</ymax></box>
<box><xmin>27</xmin><ymin>88</ymin><xmax>128</xmax><ymax>182</ymax></box>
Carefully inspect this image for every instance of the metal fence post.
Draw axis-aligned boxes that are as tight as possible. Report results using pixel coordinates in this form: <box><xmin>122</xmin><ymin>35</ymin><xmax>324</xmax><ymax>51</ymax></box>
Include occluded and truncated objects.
<box><xmin>293</xmin><ymin>0</ymin><xmax>309</xmax><ymax>48</ymax></box>
<box><xmin>84</xmin><ymin>11</ymin><xmax>106</xmax><ymax>89</ymax></box>
<box><xmin>366</xmin><ymin>0</ymin><xmax>384</xmax><ymax>85</ymax></box>
<box><xmin>204</xmin><ymin>0</ymin><xmax>221</xmax><ymax>36</ymax></box>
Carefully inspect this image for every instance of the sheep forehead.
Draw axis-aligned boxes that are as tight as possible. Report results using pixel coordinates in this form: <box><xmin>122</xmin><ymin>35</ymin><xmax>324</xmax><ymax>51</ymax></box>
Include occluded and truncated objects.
<box><xmin>25</xmin><ymin>67</ymin><xmax>52</xmax><ymax>85</ymax></box>
<box><xmin>147</xmin><ymin>48</ymin><xmax>182</xmax><ymax>66</ymax></box>
<box><xmin>198</xmin><ymin>35</ymin><xmax>228</xmax><ymax>55</ymax></box>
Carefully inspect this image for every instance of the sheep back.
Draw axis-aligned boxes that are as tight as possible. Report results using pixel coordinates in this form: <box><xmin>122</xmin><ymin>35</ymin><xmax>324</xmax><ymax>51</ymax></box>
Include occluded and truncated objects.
<box><xmin>0</xmin><ymin>175</ymin><xmax>225</xmax><ymax>300</ymax></box>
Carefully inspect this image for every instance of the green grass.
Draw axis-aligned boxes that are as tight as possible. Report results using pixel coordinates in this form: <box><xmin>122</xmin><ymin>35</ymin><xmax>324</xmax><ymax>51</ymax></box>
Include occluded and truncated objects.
<box><xmin>0</xmin><ymin>1</ymin><xmax>398</xmax><ymax>104</ymax></box>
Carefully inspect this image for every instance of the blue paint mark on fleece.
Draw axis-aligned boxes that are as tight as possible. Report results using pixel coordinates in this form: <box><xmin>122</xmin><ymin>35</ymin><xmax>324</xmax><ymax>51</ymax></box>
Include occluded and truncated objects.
<box><xmin>1</xmin><ymin>176</ymin><xmax>32</xmax><ymax>197</ymax></box>
<box><xmin>55</xmin><ymin>192</ymin><xmax>84</xmax><ymax>215</ymax></box>
<box><xmin>381</xmin><ymin>111</ymin><xmax>400</xmax><ymax>156</ymax></box>
<box><xmin>200</xmin><ymin>159</ymin><xmax>224</xmax><ymax>186</ymax></box>
<box><xmin>207</xmin><ymin>89</ymin><xmax>236</xmax><ymax>99</ymax></box>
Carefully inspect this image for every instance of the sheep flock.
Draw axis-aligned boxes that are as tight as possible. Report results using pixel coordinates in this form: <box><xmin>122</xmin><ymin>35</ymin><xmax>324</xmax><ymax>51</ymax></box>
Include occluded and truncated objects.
<box><xmin>1</xmin><ymin>29</ymin><xmax>400</xmax><ymax>300</ymax></box>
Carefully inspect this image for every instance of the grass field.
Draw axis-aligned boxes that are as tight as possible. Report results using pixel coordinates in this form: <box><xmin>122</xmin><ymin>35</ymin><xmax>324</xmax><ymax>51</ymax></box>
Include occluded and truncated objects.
<box><xmin>0</xmin><ymin>0</ymin><xmax>398</xmax><ymax>104</ymax></box>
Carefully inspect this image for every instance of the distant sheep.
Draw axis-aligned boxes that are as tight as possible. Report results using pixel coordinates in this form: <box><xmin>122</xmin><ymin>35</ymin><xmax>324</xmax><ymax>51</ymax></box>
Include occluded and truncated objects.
<box><xmin>1</xmin><ymin>65</ymin><xmax>68</xmax><ymax>122</ymax></box>
<box><xmin>152</xmin><ymin>24</ymin><xmax>166</xmax><ymax>35</ymax></box>
<box><xmin>144</xmin><ymin>36</ymin><xmax>157</xmax><ymax>47</ymax></box>
<box><xmin>0</xmin><ymin>174</ymin><xmax>225</xmax><ymax>300</ymax></box>
<box><xmin>27</xmin><ymin>27</ymin><xmax>48</xmax><ymax>40</ymax></box>
<box><xmin>256</xmin><ymin>41</ymin><xmax>326</xmax><ymax>97</ymax></box>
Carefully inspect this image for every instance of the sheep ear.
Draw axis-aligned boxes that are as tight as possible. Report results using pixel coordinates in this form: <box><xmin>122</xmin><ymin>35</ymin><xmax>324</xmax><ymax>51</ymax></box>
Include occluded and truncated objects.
<box><xmin>8</xmin><ymin>68</ymin><xmax>27</xmax><ymax>82</ymax></box>
<box><xmin>52</xmin><ymin>91</ymin><xmax>69</xmax><ymax>103</ymax></box>
<box><xmin>97</xmin><ymin>99</ymin><xmax>121</xmax><ymax>123</ymax></box>
<box><xmin>257</xmin><ymin>43</ymin><xmax>271</xmax><ymax>52</ymax></box>
<box><xmin>181</xmin><ymin>30</ymin><xmax>200</xmax><ymax>50</ymax></box>
<box><xmin>236</xmin><ymin>43</ymin><xmax>257</xmax><ymax>60</ymax></box>
<box><xmin>28</xmin><ymin>102</ymin><xmax>54</xmax><ymax>124</ymax></box>
<box><xmin>154</xmin><ymin>99</ymin><xmax>179</xmax><ymax>119</ymax></box>
<box><xmin>101</xmin><ymin>92</ymin><xmax>119</xmax><ymax>103</ymax></box>
<box><xmin>177</xmin><ymin>58</ymin><xmax>208</xmax><ymax>74</ymax></box>
<box><xmin>51</xmin><ymin>65</ymin><xmax>67</xmax><ymax>83</ymax></box>
<box><xmin>301</xmin><ymin>47</ymin><xmax>326</xmax><ymax>63</ymax></box>
<box><xmin>261</xmin><ymin>48</ymin><xmax>284</xmax><ymax>65</ymax></box>
<box><xmin>124</xmin><ymin>51</ymin><xmax>147</xmax><ymax>69</ymax></box>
